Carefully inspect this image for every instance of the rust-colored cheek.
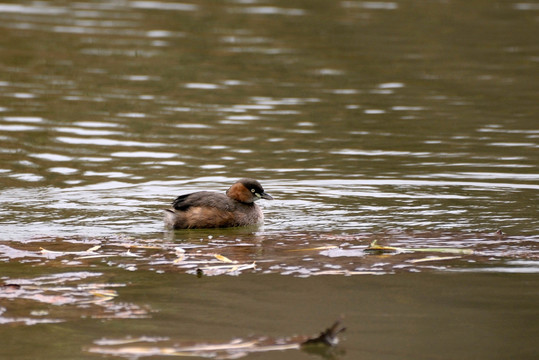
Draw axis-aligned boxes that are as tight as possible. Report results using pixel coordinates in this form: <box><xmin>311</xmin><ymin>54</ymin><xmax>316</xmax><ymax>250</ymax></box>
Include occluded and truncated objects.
<box><xmin>226</xmin><ymin>183</ymin><xmax>252</xmax><ymax>203</ymax></box>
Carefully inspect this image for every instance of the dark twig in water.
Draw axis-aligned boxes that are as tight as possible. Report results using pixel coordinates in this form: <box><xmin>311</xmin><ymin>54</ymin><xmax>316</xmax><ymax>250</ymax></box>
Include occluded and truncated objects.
<box><xmin>301</xmin><ymin>319</ymin><xmax>346</xmax><ymax>347</ymax></box>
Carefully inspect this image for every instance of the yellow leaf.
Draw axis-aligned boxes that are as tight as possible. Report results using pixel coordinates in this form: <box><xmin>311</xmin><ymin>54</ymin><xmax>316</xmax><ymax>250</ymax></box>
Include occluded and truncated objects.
<box><xmin>364</xmin><ymin>240</ymin><xmax>399</xmax><ymax>253</ymax></box>
<box><xmin>173</xmin><ymin>253</ymin><xmax>185</xmax><ymax>264</ymax></box>
<box><xmin>214</xmin><ymin>254</ymin><xmax>236</xmax><ymax>263</ymax></box>
<box><xmin>89</xmin><ymin>289</ymin><xmax>118</xmax><ymax>298</ymax></box>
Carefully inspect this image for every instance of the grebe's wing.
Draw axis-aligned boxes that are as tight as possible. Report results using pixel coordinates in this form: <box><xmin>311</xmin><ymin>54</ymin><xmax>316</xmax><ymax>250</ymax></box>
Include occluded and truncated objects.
<box><xmin>172</xmin><ymin>191</ymin><xmax>230</xmax><ymax>211</ymax></box>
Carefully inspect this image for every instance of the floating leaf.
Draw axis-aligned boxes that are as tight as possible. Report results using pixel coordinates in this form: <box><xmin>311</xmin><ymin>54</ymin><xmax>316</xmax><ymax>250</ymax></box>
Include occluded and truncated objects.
<box><xmin>89</xmin><ymin>289</ymin><xmax>118</xmax><ymax>298</ymax></box>
<box><xmin>363</xmin><ymin>241</ymin><xmax>399</xmax><ymax>253</ymax></box>
<box><xmin>214</xmin><ymin>254</ymin><xmax>236</xmax><ymax>263</ymax></box>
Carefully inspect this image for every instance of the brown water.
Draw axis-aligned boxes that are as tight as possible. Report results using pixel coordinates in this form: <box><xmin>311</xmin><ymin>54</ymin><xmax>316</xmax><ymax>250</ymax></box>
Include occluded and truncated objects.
<box><xmin>0</xmin><ymin>1</ymin><xmax>538</xmax><ymax>359</ymax></box>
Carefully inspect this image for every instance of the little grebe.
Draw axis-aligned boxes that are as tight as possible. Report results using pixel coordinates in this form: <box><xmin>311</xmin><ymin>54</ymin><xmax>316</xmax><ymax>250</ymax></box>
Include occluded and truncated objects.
<box><xmin>164</xmin><ymin>178</ymin><xmax>273</xmax><ymax>229</ymax></box>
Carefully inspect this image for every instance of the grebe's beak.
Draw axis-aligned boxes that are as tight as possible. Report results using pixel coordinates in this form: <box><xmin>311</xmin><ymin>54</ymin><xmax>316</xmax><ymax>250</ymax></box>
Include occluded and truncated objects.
<box><xmin>257</xmin><ymin>191</ymin><xmax>273</xmax><ymax>200</ymax></box>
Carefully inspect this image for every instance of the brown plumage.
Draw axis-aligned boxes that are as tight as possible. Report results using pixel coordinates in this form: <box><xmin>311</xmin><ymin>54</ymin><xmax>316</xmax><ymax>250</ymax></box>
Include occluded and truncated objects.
<box><xmin>164</xmin><ymin>178</ymin><xmax>273</xmax><ymax>229</ymax></box>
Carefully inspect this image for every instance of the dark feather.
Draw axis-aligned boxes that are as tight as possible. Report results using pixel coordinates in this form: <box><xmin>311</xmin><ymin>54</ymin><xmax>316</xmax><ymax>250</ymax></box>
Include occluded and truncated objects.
<box><xmin>172</xmin><ymin>191</ymin><xmax>232</xmax><ymax>212</ymax></box>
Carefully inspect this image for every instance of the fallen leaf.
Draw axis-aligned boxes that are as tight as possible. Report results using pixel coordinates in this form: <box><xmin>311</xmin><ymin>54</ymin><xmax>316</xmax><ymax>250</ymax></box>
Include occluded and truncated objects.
<box><xmin>214</xmin><ymin>254</ymin><xmax>236</xmax><ymax>263</ymax></box>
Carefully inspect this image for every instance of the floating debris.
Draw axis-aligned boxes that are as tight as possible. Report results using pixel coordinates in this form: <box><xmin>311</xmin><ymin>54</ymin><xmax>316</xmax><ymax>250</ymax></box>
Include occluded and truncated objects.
<box><xmin>301</xmin><ymin>319</ymin><xmax>346</xmax><ymax>347</ymax></box>
<box><xmin>1</xmin><ymin>230</ymin><xmax>527</xmax><ymax>280</ymax></box>
<box><xmin>40</xmin><ymin>245</ymin><xmax>102</xmax><ymax>258</ymax></box>
<box><xmin>196</xmin><ymin>261</ymin><xmax>257</xmax><ymax>276</ymax></box>
<box><xmin>363</xmin><ymin>241</ymin><xmax>399</xmax><ymax>254</ymax></box>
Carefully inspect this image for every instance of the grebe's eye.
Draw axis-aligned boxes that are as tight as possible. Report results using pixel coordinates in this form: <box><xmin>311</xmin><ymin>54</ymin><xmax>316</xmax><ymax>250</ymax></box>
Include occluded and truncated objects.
<box><xmin>251</xmin><ymin>188</ymin><xmax>255</xmax><ymax>193</ymax></box>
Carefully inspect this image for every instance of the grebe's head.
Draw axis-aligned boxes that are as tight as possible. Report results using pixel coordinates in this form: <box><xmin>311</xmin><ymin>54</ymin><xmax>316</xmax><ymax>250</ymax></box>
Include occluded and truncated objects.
<box><xmin>226</xmin><ymin>178</ymin><xmax>273</xmax><ymax>203</ymax></box>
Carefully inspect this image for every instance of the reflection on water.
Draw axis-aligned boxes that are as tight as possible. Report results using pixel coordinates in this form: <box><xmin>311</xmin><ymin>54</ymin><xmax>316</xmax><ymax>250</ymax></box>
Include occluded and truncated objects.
<box><xmin>0</xmin><ymin>271</ymin><xmax>147</xmax><ymax>325</ymax></box>
<box><xmin>0</xmin><ymin>0</ymin><xmax>537</xmax><ymax>359</ymax></box>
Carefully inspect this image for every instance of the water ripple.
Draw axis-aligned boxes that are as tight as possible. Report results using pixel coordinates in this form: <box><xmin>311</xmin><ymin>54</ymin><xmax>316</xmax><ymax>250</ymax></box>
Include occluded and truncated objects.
<box><xmin>110</xmin><ymin>151</ymin><xmax>177</xmax><ymax>159</ymax></box>
<box><xmin>55</xmin><ymin>127</ymin><xmax>122</xmax><ymax>136</ymax></box>
<box><xmin>56</xmin><ymin>137</ymin><xmax>166</xmax><ymax>147</ymax></box>
<box><xmin>230</xmin><ymin>6</ymin><xmax>306</xmax><ymax>16</ymax></box>
<box><xmin>129</xmin><ymin>1</ymin><xmax>198</xmax><ymax>11</ymax></box>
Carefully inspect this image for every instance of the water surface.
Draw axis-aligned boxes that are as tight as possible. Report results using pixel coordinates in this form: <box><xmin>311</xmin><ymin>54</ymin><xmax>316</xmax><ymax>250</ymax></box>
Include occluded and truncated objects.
<box><xmin>0</xmin><ymin>0</ymin><xmax>537</xmax><ymax>359</ymax></box>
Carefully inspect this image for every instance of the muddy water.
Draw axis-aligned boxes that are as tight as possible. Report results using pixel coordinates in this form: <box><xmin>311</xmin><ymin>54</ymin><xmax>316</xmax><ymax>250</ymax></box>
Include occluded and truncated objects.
<box><xmin>0</xmin><ymin>1</ymin><xmax>537</xmax><ymax>359</ymax></box>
